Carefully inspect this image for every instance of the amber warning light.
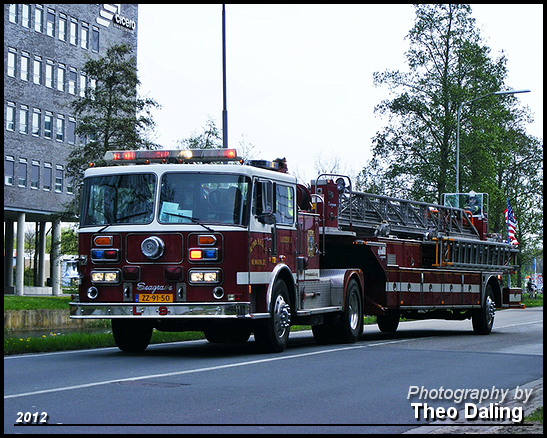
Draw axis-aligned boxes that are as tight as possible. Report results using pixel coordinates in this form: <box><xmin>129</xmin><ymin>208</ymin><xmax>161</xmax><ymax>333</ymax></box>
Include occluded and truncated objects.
<box><xmin>103</xmin><ymin>149</ymin><xmax>241</xmax><ymax>164</ymax></box>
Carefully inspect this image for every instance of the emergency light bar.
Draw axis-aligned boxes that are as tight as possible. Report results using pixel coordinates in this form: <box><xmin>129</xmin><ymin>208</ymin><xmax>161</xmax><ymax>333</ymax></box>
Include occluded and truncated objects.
<box><xmin>103</xmin><ymin>148</ymin><xmax>241</xmax><ymax>164</ymax></box>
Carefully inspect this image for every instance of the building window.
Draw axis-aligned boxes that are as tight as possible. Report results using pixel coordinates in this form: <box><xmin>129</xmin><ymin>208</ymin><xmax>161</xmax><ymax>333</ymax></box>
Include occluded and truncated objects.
<box><xmin>55</xmin><ymin>166</ymin><xmax>64</xmax><ymax>192</ymax></box>
<box><xmin>92</xmin><ymin>26</ymin><xmax>99</xmax><ymax>52</ymax></box>
<box><xmin>9</xmin><ymin>4</ymin><xmax>18</xmax><ymax>23</ymax></box>
<box><xmin>22</xmin><ymin>4</ymin><xmax>31</xmax><ymax>28</ymax></box>
<box><xmin>21</xmin><ymin>53</ymin><xmax>30</xmax><ymax>81</ymax></box>
<box><xmin>7</xmin><ymin>49</ymin><xmax>17</xmax><ymax>77</ymax></box>
<box><xmin>56</xmin><ymin>116</ymin><xmax>65</xmax><ymax>141</ymax></box>
<box><xmin>44</xmin><ymin>113</ymin><xmax>53</xmax><ymax>139</ymax></box>
<box><xmin>18</xmin><ymin>158</ymin><xmax>28</xmax><ymax>187</ymax></box>
<box><xmin>81</xmin><ymin>23</ymin><xmax>89</xmax><ymax>49</ymax></box>
<box><xmin>35</xmin><ymin>5</ymin><xmax>43</xmax><ymax>33</ymax></box>
<box><xmin>69</xmin><ymin>19</ymin><xmax>78</xmax><ymax>46</ymax></box>
<box><xmin>79</xmin><ymin>74</ymin><xmax>86</xmax><ymax>97</ymax></box>
<box><xmin>57</xmin><ymin>64</ymin><xmax>65</xmax><ymax>91</ymax></box>
<box><xmin>68</xmin><ymin>69</ymin><xmax>77</xmax><ymax>95</ymax></box>
<box><xmin>90</xmin><ymin>78</ymin><xmax>96</xmax><ymax>100</ymax></box>
<box><xmin>33</xmin><ymin>56</ymin><xmax>43</xmax><ymax>85</ymax></box>
<box><xmin>19</xmin><ymin>106</ymin><xmax>29</xmax><ymax>134</ymax></box>
<box><xmin>67</xmin><ymin>176</ymin><xmax>74</xmax><ymax>195</ymax></box>
<box><xmin>67</xmin><ymin>118</ymin><xmax>76</xmax><ymax>144</ymax></box>
<box><xmin>31</xmin><ymin>161</ymin><xmax>40</xmax><ymax>189</ymax></box>
<box><xmin>5</xmin><ymin>156</ymin><xmax>15</xmax><ymax>186</ymax></box>
<box><xmin>43</xmin><ymin>163</ymin><xmax>52</xmax><ymax>191</ymax></box>
<box><xmin>46</xmin><ymin>9</ymin><xmax>55</xmax><ymax>37</ymax></box>
<box><xmin>59</xmin><ymin>14</ymin><xmax>67</xmax><ymax>41</ymax></box>
<box><xmin>32</xmin><ymin>109</ymin><xmax>42</xmax><ymax>136</ymax></box>
<box><xmin>45</xmin><ymin>60</ymin><xmax>54</xmax><ymax>88</ymax></box>
<box><xmin>6</xmin><ymin>103</ymin><xmax>16</xmax><ymax>131</ymax></box>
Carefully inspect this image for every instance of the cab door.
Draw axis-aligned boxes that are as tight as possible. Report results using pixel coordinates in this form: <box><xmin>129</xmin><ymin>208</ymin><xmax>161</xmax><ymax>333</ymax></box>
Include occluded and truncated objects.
<box><xmin>250</xmin><ymin>178</ymin><xmax>297</xmax><ymax>272</ymax></box>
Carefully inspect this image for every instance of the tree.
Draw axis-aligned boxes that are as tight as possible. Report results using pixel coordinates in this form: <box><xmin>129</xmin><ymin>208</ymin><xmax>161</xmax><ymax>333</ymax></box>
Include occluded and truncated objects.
<box><xmin>177</xmin><ymin>116</ymin><xmax>222</xmax><ymax>150</ymax></box>
<box><xmin>364</xmin><ymin>4</ymin><xmax>542</xmax><ymax>242</ymax></box>
<box><xmin>177</xmin><ymin>117</ymin><xmax>260</xmax><ymax>164</ymax></box>
<box><xmin>66</xmin><ymin>44</ymin><xmax>160</xmax><ymax>212</ymax></box>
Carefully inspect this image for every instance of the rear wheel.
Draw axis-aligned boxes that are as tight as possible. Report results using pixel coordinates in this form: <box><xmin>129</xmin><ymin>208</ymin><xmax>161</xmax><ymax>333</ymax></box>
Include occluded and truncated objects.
<box><xmin>472</xmin><ymin>284</ymin><xmax>495</xmax><ymax>335</ymax></box>
<box><xmin>312</xmin><ymin>278</ymin><xmax>363</xmax><ymax>344</ymax></box>
<box><xmin>254</xmin><ymin>280</ymin><xmax>291</xmax><ymax>353</ymax></box>
<box><xmin>335</xmin><ymin>279</ymin><xmax>363</xmax><ymax>343</ymax></box>
<box><xmin>112</xmin><ymin>319</ymin><xmax>153</xmax><ymax>352</ymax></box>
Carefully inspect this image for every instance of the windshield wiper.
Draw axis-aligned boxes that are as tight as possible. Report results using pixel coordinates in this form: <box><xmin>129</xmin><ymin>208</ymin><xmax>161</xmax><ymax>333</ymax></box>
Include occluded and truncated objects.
<box><xmin>162</xmin><ymin>212</ymin><xmax>215</xmax><ymax>232</ymax></box>
<box><xmin>96</xmin><ymin>211</ymin><xmax>150</xmax><ymax>232</ymax></box>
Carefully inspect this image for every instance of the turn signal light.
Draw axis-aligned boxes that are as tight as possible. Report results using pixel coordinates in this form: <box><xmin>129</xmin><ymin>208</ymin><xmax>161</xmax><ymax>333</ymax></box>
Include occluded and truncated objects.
<box><xmin>94</xmin><ymin>236</ymin><xmax>113</xmax><ymax>246</ymax></box>
<box><xmin>189</xmin><ymin>248</ymin><xmax>218</xmax><ymax>260</ymax></box>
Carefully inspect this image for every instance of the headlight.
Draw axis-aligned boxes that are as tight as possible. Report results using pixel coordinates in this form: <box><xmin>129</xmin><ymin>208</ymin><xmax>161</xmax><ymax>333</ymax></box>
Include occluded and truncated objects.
<box><xmin>91</xmin><ymin>270</ymin><xmax>120</xmax><ymax>284</ymax></box>
<box><xmin>188</xmin><ymin>270</ymin><xmax>221</xmax><ymax>284</ymax></box>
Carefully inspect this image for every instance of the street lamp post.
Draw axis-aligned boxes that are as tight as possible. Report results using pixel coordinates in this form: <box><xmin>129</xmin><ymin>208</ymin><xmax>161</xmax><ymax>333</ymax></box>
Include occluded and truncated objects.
<box><xmin>455</xmin><ymin>89</ymin><xmax>530</xmax><ymax>195</ymax></box>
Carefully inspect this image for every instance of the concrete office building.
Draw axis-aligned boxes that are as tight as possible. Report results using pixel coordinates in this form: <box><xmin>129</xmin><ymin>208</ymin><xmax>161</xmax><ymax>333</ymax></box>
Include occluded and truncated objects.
<box><xmin>4</xmin><ymin>4</ymin><xmax>138</xmax><ymax>295</ymax></box>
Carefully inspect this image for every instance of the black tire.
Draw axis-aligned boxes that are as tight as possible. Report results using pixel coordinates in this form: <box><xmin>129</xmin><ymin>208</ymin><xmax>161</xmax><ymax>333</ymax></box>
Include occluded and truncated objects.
<box><xmin>472</xmin><ymin>284</ymin><xmax>495</xmax><ymax>335</ymax></box>
<box><xmin>312</xmin><ymin>279</ymin><xmax>363</xmax><ymax>344</ymax></box>
<box><xmin>335</xmin><ymin>279</ymin><xmax>363</xmax><ymax>343</ymax></box>
<box><xmin>204</xmin><ymin>329</ymin><xmax>251</xmax><ymax>344</ymax></box>
<box><xmin>312</xmin><ymin>321</ymin><xmax>338</xmax><ymax>345</ymax></box>
<box><xmin>254</xmin><ymin>280</ymin><xmax>291</xmax><ymax>353</ymax></box>
<box><xmin>377</xmin><ymin>311</ymin><xmax>400</xmax><ymax>333</ymax></box>
<box><xmin>112</xmin><ymin>319</ymin><xmax>153</xmax><ymax>352</ymax></box>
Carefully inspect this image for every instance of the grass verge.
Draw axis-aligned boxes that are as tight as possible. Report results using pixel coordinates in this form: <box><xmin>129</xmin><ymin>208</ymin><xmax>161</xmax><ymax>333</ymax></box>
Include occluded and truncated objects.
<box><xmin>4</xmin><ymin>330</ymin><xmax>204</xmax><ymax>355</ymax></box>
<box><xmin>4</xmin><ymin>295</ymin><xmax>72</xmax><ymax>310</ymax></box>
<box><xmin>526</xmin><ymin>406</ymin><xmax>543</xmax><ymax>423</ymax></box>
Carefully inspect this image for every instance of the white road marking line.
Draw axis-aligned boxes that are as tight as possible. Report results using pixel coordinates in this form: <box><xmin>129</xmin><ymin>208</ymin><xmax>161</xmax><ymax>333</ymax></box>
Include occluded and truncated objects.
<box><xmin>4</xmin><ymin>339</ymin><xmax>417</xmax><ymax>400</ymax></box>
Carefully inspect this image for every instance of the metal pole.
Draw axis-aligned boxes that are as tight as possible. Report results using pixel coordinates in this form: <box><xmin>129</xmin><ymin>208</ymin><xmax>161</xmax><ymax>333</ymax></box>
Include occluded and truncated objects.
<box><xmin>456</xmin><ymin>103</ymin><xmax>462</xmax><ymax>198</ymax></box>
<box><xmin>222</xmin><ymin>4</ymin><xmax>228</xmax><ymax>149</ymax></box>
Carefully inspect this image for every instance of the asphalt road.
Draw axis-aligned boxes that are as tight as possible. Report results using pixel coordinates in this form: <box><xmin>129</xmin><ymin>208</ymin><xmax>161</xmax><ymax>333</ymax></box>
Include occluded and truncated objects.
<box><xmin>4</xmin><ymin>307</ymin><xmax>543</xmax><ymax>434</ymax></box>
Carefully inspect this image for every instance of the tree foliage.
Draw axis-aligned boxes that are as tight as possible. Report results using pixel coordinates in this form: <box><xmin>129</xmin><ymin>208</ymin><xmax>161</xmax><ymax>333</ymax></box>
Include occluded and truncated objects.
<box><xmin>177</xmin><ymin>116</ymin><xmax>222</xmax><ymax>150</ymax></box>
<box><xmin>361</xmin><ymin>4</ymin><xmax>542</xmax><ymax>249</ymax></box>
<box><xmin>66</xmin><ymin>44</ymin><xmax>160</xmax><ymax>205</ymax></box>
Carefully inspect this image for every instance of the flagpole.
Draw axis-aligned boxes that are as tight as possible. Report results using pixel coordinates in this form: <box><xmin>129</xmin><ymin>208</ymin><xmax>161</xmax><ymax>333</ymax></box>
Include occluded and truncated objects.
<box><xmin>505</xmin><ymin>198</ymin><xmax>512</xmax><ymax>287</ymax></box>
<box><xmin>506</xmin><ymin>198</ymin><xmax>510</xmax><ymax>244</ymax></box>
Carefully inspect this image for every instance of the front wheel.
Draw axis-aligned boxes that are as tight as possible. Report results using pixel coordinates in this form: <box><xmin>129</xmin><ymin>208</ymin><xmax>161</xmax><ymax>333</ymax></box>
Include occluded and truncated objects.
<box><xmin>472</xmin><ymin>285</ymin><xmax>495</xmax><ymax>335</ymax></box>
<box><xmin>112</xmin><ymin>319</ymin><xmax>153</xmax><ymax>352</ymax></box>
<box><xmin>254</xmin><ymin>280</ymin><xmax>291</xmax><ymax>353</ymax></box>
<box><xmin>377</xmin><ymin>311</ymin><xmax>400</xmax><ymax>333</ymax></box>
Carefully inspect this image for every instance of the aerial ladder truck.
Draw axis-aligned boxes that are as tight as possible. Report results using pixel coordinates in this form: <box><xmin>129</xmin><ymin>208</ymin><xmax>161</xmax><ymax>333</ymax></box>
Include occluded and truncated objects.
<box><xmin>70</xmin><ymin>150</ymin><xmax>522</xmax><ymax>353</ymax></box>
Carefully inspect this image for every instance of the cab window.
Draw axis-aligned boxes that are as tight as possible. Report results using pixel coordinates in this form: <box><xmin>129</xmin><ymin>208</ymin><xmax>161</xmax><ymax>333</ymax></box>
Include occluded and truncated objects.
<box><xmin>275</xmin><ymin>183</ymin><xmax>294</xmax><ymax>225</ymax></box>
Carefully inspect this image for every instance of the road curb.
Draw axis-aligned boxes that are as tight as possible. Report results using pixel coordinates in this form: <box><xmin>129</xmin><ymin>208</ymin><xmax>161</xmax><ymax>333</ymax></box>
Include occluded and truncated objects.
<box><xmin>404</xmin><ymin>377</ymin><xmax>543</xmax><ymax>434</ymax></box>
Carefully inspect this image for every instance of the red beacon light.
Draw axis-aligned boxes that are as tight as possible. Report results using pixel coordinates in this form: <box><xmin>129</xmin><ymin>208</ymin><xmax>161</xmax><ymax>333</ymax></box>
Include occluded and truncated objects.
<box><xmin>103</xmin><ymin>149</ymin><xmax>241</xmax><ymax>164</ymax></box>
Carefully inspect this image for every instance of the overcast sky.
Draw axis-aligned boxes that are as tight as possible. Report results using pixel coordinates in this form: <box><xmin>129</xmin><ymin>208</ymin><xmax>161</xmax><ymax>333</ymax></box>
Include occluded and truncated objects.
<box><xmin>137</xmin><ymin>4</ymin><xmax>543</xmax><ymax>184</ymax></box>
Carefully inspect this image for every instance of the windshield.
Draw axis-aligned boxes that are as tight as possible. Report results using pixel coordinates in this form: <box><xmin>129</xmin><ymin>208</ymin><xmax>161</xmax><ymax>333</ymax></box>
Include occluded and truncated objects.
<box><xmin>159</xmin><ymin>173</ymin><xmax>251</xmax><ymax>226</ymax></box>
<box><xmin>80</xmin><ymin>173</ymin><xmax>156</xmax><ymax>227</ymax></box>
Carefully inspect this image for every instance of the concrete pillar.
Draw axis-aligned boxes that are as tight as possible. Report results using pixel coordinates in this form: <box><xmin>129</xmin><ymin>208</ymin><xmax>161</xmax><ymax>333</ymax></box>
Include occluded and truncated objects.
<box><xmin>51</xmin><ymin>218</ymin><xmax>62</xmax><ymax>296</ymax></box>
<box><xmin>37</xmin><ymin>221</ymin><xmax>47</xmax><ymax>287</ymax></box>
<box><xmin>15</xmin><ymin>213</ymin><xmax>25</xmax><ymax>296</ymax></box>
<box><xmin>4</xmin><ymin>220</ymin><xmax>15</xmax><ymax>290</ymax></box>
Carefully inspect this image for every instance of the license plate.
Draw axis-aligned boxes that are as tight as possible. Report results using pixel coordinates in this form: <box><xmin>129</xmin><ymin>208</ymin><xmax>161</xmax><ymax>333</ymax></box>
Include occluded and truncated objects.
<box><xmin>137</xmin><ymin>294</ymin><xmax>173</xmax><ymax>303</ymax></box>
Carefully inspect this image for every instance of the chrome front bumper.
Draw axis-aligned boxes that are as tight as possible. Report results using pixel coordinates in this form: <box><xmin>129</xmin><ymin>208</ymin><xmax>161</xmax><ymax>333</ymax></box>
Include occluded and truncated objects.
<box><xmin>69</xmin><ymin>301</ymin><xmax>264</xmax><ymax>319</ymax></box>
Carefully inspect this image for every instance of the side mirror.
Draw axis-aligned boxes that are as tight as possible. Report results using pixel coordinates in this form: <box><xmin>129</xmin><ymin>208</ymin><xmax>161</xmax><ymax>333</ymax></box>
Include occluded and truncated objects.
<box><xmin>257</xmin><ymin>212</ymin><xmax>276</xmax><ymax>225</ymax></box>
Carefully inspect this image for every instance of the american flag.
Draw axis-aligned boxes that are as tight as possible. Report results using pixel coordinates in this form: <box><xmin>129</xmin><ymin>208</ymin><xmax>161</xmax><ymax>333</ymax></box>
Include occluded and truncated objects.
<box><xmin>505</xmin><ymin>200</ymin><xmax>519</xmax><ymax>246</ymax></box>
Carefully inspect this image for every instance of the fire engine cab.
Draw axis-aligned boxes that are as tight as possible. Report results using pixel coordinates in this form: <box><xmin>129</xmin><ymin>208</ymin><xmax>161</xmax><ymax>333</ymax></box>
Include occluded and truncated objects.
<box><xmin>70</xmin><ymin>148</ymin><xmax>522</xmax><ymax>353</ymax></box>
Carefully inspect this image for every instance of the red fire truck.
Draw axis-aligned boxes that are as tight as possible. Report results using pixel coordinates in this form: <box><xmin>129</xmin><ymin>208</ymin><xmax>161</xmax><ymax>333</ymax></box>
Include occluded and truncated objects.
<box><xmin>70</xmin><ymin>148</ymin><xmax>522</xmax><ymax>353</ymax></box>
